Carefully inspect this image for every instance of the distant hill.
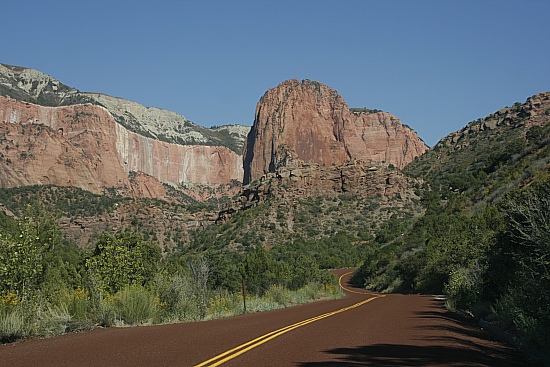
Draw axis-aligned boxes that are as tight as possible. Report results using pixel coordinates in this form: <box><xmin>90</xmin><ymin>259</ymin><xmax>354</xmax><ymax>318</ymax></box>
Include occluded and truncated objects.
<box><xmin>355</xmin><ymin>91</ymin><xmax>550</xmax><ymax>292</ymax></box>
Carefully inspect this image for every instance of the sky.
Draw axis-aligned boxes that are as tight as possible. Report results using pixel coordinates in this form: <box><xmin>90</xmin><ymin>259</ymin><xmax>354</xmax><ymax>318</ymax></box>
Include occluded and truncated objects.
<box><xmin>2</xmin><ymin>0</ymin><xmax>549</xmax><ymax>147</ymax></box>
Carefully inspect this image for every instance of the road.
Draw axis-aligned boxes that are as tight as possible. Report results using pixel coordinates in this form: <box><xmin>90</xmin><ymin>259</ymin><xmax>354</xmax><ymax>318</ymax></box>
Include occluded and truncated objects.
<box><xmin>0</xmin><ymin>270</ymin><xmax>535</xmax><ymax>366</ymax></box>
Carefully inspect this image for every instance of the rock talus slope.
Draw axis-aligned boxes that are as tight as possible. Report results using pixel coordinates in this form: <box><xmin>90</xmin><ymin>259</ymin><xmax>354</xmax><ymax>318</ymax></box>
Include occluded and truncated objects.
<box><xmin>243</xmin><ymin>79</ymin><xmax>428</xmax><ymax>184</ymax></box>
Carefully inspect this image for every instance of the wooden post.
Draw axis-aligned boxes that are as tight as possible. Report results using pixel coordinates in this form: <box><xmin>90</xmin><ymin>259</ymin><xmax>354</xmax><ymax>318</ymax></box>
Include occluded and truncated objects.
<box><xmin>241</xmin><ymin>278</ymin><xmax>247</xmax><ymax>314</ymax></box>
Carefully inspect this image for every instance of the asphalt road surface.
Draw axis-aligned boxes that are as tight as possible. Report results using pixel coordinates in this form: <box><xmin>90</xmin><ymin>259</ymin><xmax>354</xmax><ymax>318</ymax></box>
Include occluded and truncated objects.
<box><xmin>0</xmin><ymin>270</ymin><xmax>536</xmax><ymax>366</ymax></box>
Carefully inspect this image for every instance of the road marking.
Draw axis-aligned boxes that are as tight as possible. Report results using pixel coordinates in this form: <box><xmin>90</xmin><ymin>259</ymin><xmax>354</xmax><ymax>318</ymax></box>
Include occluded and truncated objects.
<box><xmin>338</xmin><ymin>271</ymin><xmax>382</xmax><ymax>296</ymax></box>
<box><xmin>194</xmin><ymin>272</ymin><xmax>384</xmax><ymax>367</ymax></box>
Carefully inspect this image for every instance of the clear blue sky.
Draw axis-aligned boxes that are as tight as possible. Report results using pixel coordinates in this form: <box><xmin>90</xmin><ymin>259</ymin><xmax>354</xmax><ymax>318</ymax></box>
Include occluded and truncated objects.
<box><xmin>2</xmin><ymin>0</ymin><xmax>549</xmax><ymax>147</ymax></box>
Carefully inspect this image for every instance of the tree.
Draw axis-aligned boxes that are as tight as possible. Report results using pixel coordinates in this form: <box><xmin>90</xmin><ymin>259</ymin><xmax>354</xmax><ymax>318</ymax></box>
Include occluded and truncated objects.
<box><xmin>85</xmin><ymin>232</ymin><xmax>161</xmax><ymax>293</ymax></box>
<box><xmin>287</xmin><ymin>255</ymin><xmax>321</xmax><ymax>290</ymax></box>
<box><xmin>240</xmin><ymin>246</ymin><xmax>289</xmax><ymax>295</ymax></box>
<box><xmin>0</xmin><ymin>206</ymin><xmax>64</xmax><ymax>298</ymax></box>
<box><xmin>205</xmin><ymin>251</ymin><xmax>241</xmax><ymax>292</ymax></box>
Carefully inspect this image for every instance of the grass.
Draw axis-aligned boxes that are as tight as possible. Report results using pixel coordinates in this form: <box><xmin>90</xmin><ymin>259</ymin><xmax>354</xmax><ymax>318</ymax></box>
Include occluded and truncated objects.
<box><xmin>0</xmin><ymin>279</ymin><xmax>343</xmax><ymax>344</ymax></box>
<box><xmin>111</xmin><ymin>286</ymin><xmax>158</xmax><ymax>326</ymax></box>
<box><xmin>0</xmin><ymin>306</ymin><xmax>32</xmax><ymax>343</ymax></box>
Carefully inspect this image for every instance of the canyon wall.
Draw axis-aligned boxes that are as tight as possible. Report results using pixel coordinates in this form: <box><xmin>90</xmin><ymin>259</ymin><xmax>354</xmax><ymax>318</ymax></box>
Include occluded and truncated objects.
<box><xmin>0</xmin><ymin>96</ymin><xmax>243</xmax><ymax>197</ymax></box>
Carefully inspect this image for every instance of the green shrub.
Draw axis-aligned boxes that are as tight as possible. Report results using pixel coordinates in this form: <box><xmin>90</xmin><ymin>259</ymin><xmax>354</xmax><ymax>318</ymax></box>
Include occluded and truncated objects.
<box><xmin>493</xmin><ymin>291</ymin><xmax>550</xmax><ymax>354</ymax></box>
<box><xmin>207</xmin><ymin>290</ymin><xmax>238</xmax><ymax>319</ymax></box>
<box><xmin>56</xmin><ymin>287</ymin><xmax>90</xmax><ymax>321</ymax></box>
<box><xmin>94</xmin><ymin>294</ymin><xmax>117</xmax><ymax>327</ymax></box>
<box><xmin>112</xmin><ymin>285</ymin><xmax>157</xmax><ymax>325</ymax></box>
<box><xmin>243</xmin><ymin>296</ymin><xmax>278</xmax><ymax>313</ymax></box>
<box><xmin>444</xmin><ymin>267</ymin><xmax>480</xmax><ymax>310</ymax></box>
<box><xmin>153</xmin><ymin>274</ymin><xmax>197</xmax><ymax>322</ymax></box>
<box><xmin>264</xmin><ymin>284</ymin><xmax>291</xmax><ymax>307</ymax></box>
<box><xmin>514</xmin><ymin>312</ymin><xmax>541</xmax><ymax>347</ymax></box>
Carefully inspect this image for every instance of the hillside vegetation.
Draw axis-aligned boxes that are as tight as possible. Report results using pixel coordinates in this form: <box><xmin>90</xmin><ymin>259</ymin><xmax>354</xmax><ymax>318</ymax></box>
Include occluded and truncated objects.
<box><xmin>352</xmin><ymin>92</ymin><xmax>550</xmax><ymax>355</ymax></box>
<box><xmin>0</xmin><ymin>203</ymin><xmax>342</xmax><ymax>343</ymax></box>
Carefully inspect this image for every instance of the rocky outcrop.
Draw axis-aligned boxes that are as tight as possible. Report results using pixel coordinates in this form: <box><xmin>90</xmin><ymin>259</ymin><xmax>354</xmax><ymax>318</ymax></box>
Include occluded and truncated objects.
<box><xmin>0</xmin><ymin>96</ymin><xmax>243</xmax><ymax>197</ymax></box>
<box><xmin>243</xmin><ymin>79</ymin><xmax>428</xmax><ymax>184</ymax></box>
<box><xmin>439</xmin><ymin>92</ymin><xmax>550</xmax><ymax>148</ymax></box>
<box><xmin>218</xmin><ymin>158</ymin><xmax>418</xmax><ymax>223</ymax></box>
<box><xmin>0</xmin><ymin>63</ymin><xmax>92</xmax><ymax>107</ymax></box>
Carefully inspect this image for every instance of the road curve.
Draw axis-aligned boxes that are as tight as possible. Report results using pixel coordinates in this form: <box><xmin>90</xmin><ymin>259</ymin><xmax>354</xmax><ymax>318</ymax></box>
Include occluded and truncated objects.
<box><xmin>0</xmin><ymin>270</ymin><xmax>535</xmax><ymax>366</ymax></box>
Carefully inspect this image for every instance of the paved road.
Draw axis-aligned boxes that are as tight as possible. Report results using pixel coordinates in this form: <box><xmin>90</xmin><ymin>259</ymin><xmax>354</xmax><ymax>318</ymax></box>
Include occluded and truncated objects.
<box><xmin>0</xmin><ymin>270</ymin><xmax>535</xmax><ymax>366</ymax></box>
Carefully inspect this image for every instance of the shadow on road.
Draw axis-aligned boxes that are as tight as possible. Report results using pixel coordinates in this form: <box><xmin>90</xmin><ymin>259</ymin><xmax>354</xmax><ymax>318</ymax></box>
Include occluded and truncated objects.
<box><xmin>296</xmin><ymin>343</ymin><xmax>534</xmax><ymax>366</ymax></box>
<box><xmin>298</xmin><ymin>298</ymin><xmax>540</xmax><ymax>367</ymax></box>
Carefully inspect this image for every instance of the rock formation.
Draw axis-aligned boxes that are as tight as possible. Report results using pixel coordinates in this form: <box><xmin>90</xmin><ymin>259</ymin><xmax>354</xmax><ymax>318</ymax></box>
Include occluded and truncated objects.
<box><xmin>0</xmin><ymin>63</ymin><xmax>250</xmax><ymax>154</ymax></box>
<box><xmin>218</xmin><ymin>157</ymin><xmax>420</xmax><ymax>223</ymax></box>
<box><xmin>0</xmin><ymin>66</ymin><xmax>429</xmax><ymax>203</ymax></box>
<box><xmin>243</xmin><ymin>79</ymin><xmax>428</xmax><ymax>184</ymax></box>
<box><xmin>0</xmin><ymin>96</ymin><xmax>243</xmax><ymax>197</ymax></box>
<box><xmin>438</xmin><ymin>92</ymin><xmax>550</xmax><ymax>148</ymax></box>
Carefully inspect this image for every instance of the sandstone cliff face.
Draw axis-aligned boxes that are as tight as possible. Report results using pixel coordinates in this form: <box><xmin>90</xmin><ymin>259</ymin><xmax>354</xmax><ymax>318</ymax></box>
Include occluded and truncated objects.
<box><xmin>86</xmin><ymin>93</ymin><xmax>249</xmax><ymax>153</ymax></box>
<box><xmin>0</xmin><ymin>96</ymin><xmax>243</xmax><ymax>197</ymax></box>
<box><xmin>344</xmin><ymin>110</ymin><xmax>428</xmax><ymax>171</ymax></box>
<box><xmin>0</xmin><ymin>63</ymin><xmax>250</xmax><ymax>154</ymax></box>
<box><xmin>114</xmin><ymin>122</ymin><xmax>242</xmax><ymax>186</ymax></box>
<box><xmin>0</xmin><ymin>97</ymin><xmax>130</xmax><ymax>193</ymax></box>
<box><xmin>243</xmin><ymin>79</ymin><xmax>428</xmax><ymax>184</ymax></box>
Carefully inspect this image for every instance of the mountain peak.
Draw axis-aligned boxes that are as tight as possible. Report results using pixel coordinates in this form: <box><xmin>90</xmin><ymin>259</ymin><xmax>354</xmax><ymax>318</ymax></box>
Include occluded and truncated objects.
<box><xmin>243</xmin><ymin>80</ymin><xmax>427</xmax><ymax>184</ymax></box>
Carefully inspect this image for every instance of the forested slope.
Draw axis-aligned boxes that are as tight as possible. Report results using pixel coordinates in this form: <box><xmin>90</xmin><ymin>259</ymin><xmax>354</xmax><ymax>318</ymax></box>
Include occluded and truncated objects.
<box><xmin>352</xmin><ymin>92</ymin><xmax>550</xmax><ymax>356</ymax></box>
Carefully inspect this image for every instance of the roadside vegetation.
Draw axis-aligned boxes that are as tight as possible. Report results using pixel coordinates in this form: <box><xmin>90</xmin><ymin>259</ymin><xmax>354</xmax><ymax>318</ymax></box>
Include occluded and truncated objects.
<box><xmin>352</xmin><ymin>98</ymin><xmax>550</xmax><ymax>357</ymax></box>
<box><xmin>0</xmin><ymin>208</ymin><xmax>341</xmax><ymax>344</ymax></box>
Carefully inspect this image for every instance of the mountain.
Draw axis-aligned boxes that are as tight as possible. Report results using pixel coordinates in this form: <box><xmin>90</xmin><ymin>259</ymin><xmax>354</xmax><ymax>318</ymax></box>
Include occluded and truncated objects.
<box><xmin>355</xmin><ymin>91</ymin><xmax>550</xmax><ymax>293</ymax></box>
<box><xmin>1</xmin><ymin>67</ymin><xmax>428</xmax><ymax>201</ymax></box>
<box><xmin>404</xmin><ymin>91</ymin><xmax>550</xmax><ymax>201</ymax></box>
<box><xmin>0</xmin><ymin>63</ymin><xmax>247</xmax><ymax>199</ymax></box>
<box><xmin>0</xmin><ymin>64</ymin><xmax>250</xmax><ymax>153</ymax></box>
<box><xmin>243</xmin><ymin>79</ymin><xmax>427</xmax><ymax>184</ymax></box>
<box><xmin>214</xmin><ymin>80</ymin><xmax>427</xmax><ymax>251</ymax></box>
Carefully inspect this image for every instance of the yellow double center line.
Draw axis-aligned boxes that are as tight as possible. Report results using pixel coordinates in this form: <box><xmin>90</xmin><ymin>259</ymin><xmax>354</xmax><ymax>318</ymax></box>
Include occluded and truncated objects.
<box><xmin>194</xmin><ymin>273</ymin><xmax>384</xmax><ymax>367</ymax></box>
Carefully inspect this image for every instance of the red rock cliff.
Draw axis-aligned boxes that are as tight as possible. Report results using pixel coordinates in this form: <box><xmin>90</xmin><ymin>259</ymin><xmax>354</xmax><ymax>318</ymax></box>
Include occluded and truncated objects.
<box><xmin>0</xmin><ymin>96</ymin><xmax>243</xmax><ymax>197</ymax></box>
<box><xmin>243</xmin><ymin>79</ymin><xmax>428</xmax><ymax>184</ymax></box>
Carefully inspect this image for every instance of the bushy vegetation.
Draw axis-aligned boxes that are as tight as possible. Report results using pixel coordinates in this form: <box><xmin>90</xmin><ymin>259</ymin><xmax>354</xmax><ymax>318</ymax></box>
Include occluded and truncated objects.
<box><xmin>0</xmin><ymin>185</ymin><xmax>212</xmax><ymax>250</ymax></box>
<box><xmin>0</xmin><ymin>207</ymin><xmax>341</xmax><ymax>343</ymax></box>
<box><xmin>353</xmin><ymin>107</ymin><xmax>550</xmax><ymax>356</ymax></box>
<box><xmin>0</xmin><ymin>185</ymin><xmax>124</xmax><ymax>219</ymax></box>
<box><xmin>185</xmin><ymin>192</ymin><xmax>418</xmax><ymax>265</ymax></box>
